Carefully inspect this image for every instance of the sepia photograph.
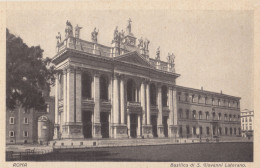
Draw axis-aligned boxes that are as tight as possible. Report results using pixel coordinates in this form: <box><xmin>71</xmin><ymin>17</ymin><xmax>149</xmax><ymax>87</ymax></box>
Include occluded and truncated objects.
<box><xmin>1</xmin><ymin>1</ymin><xmax>257</xmax><ymax>166</ymax></box>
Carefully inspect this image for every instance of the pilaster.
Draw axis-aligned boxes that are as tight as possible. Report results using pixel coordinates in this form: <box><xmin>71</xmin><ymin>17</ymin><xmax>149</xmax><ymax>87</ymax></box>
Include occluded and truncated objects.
<box><xmin>93</xmin><ymin>71</ymin><xmax>102</xmax><ymax>138</ymax></box>
<box><xmin>157</xmin><ymin>84</ymin><xmax>164</xmax><ymax>137</ymax></box>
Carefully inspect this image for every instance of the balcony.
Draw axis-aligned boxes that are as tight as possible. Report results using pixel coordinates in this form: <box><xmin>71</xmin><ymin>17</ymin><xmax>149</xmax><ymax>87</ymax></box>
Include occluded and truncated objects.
<box><xmin>82</xmin><ymin>98</ymin><xmax>95</xmax><ymax>110</ymax></box>
<box><xmin>101</xmin><ymin>99</ymin><xmax>112</xmax><ymax>112</ymax></box>
<box><xmin>150</xmin><ymin>105</ymin><xmax>159</xmax><ymax>115</ymax></box>
<box><xmin>127</xmin><ymin>101</ymin><xmax>142</xmax><ymax>114</ymax></box>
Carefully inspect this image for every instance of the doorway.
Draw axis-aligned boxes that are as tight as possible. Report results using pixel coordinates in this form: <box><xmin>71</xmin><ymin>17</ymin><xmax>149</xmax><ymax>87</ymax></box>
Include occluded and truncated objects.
<box><xmin>82</xmin><ymin>111</ymin><xmax>92</xmax><ymax>138</ymax></box>
<box><xmin>151</xmin><ymin>115</ymin><xmax>158</xmax><ymax>137</ymax></box>
<box><xmin>100</xmin><ymin>112</ymin><xmax>109</xmax><ymax>138</ymax></box>
<box><xmin>163</xmin><ymin>116</ymin><xmax>168</xmax><ymax>137</ymax></box>
<box><xmin>130</xmin><ymin>114</ymin><xmax>138</xmax><ymax>138</ymax></box>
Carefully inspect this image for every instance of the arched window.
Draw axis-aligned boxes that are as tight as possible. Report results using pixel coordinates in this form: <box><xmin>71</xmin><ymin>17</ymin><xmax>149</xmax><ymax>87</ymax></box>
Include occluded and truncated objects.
<box><xmin>206</xmin><ymin>112</ymin><xmax>209</xmax><ymax>120</ymax></box>
<box><xmin>192</xmin><ymin>110</ymin><xmax>196</xmax><ymax>119</ymax></box>
<box><xmin>212</xmin><ymin>112</ymin><xmax>216</xmax><ymax>120</ymax></box>
<box><xmin>127</xmin><ymin>79</ymin><xmax>136</xmax><ymax>102</ymax></box>
<box><xmin>229</xmin><ymin>114</ymin><xmax>232</xmax><ymax>121</ymax></box>
<box><xmin>199</xmin><ymin>111</ymin><xmax>202</xmax><ymax>120</ymax></box>
<box><xmin>192</xmin><ymin>95</ymin><xmax>195</xmax><ymax>103</ymax></box>
<box><xmin>185</xmin><ymin>93</ymin><xmax>189</xmax><ymax>102</ymax></box>
<box><xmin>82</xmin><ymin>72</ymin><xmax>92</xmax><ymax>99</ymax></box>
<box><xmin>218</xmin><ymin>113</ymin><xmax>221</xmax><ymax>120</ymax></box>
<box><xmin>162</xmin><ymin>85</ymin><xmax>168</xmax><ymax>107</ymax></box>
<box><xmin>150</xmin><ymin>83</ymin><xmax>156</xmax><ymax>106</ymax></box>
<box><xmin>100</xmin><ymin>75</ymin><xmax>109</xmax><ymax>101</ymax></box>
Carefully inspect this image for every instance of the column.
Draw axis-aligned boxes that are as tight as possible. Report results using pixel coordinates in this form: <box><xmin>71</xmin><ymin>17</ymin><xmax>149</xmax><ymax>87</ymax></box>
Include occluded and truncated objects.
<box><xmin>54</xmin><ymin>74</ymin><xmax>59</xmax><ymax>139</ymax></box>
<box><xmin>157</xmin><ymin>84</ymin><xmax>164</xmax><ymax>137</ymax></box>
<box><xmin>120</xmin><ymin>76</ymin><xmax>125</xmax><ymax>124</ymax></box>
<box><xmin>63</xmin><ymin>67</ymin><xmax>83</xmax><ymax>139</ymax></box>
<box><xmin>146</xmin><ymin>82</ymin><xmax>151</xmax><ymax>125</ymax></box>
<box><xmin>63</xmin><ymin>70</ymin><xmax>67</xmax><ymax>124</ymax></box>
<box><xmin>137</xmin><ymin>115</ymin><xmax>141</xmax><ymax>137</ymax></box>
<box><xmin>75</xmin><ymin>69</ymin><xmax>82</xmax><ymax>123</ymax></box>
<box><xmin>140</xmin><ymin>80</ymin><xmax>146</xmax><ymax>125</ymax></box>
<box><xmin>127</xmin><ymin>114</ymin><xmax>130</xmax><ymax>137</ymax></box>
<box><xmin>168</xmin><ymin>86</ymin><xmax>174</xmax><ymax>137</ymax></box>
<box><xmin>93</xmin><ymin>72</ymin><xmax>102</xmax><ymax>138</ymax></box>
<box><xmin>113</xmin><ymin>74</ymin><xmax>119</xmax><ymax>124</ymax></box>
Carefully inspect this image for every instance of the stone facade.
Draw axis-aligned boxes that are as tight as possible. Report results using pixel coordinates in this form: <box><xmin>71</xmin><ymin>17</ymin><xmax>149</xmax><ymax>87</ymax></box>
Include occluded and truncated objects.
<box><xmin>52</xmin><ymin>20</ymin><xmax>241</xmax><ymax>140</ymax></box>
<box><xmin>6</xmin><ymin>95</ymin><xmax>55</xmax><ymax>144</ymax></box>
<box><xmin>241</xmin><ymin>109</ymin><xmax>253</xmax><ymax>138</ymax></box>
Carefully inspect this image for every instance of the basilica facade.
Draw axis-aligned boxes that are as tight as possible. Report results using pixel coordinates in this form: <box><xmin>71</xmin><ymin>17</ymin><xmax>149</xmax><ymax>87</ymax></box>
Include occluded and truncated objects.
<box><xmin>52</xmin><ymin>20</ymin><xmax>241</xmax><ymax>140</ymax></box>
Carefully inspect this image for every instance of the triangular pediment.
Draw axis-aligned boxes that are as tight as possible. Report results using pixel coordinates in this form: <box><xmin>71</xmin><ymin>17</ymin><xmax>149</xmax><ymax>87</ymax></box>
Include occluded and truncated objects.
<box><xmin>114</xmin><ymin>51</ymin><xmax>152</xmax><ymax>68</ymax></box>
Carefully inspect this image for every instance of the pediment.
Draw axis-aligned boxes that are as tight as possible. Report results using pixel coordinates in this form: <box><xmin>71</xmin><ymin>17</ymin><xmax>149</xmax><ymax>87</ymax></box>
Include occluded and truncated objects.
<box><xmin>114</xmin><ymin>51</ymin><xmax>152</xmax><ymax>68</ymax></box>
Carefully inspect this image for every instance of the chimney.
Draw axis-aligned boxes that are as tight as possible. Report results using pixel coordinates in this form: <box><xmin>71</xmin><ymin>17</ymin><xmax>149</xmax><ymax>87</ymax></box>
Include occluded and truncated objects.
<box><xmin>201</xmin><ymin>86</ymin><xmax>203</xmax><ymax>90</ymax></box>
<box><xmin>221</xmin><ymin>90</ymin><xmax>223</xmax><ymax>94</ymax></box>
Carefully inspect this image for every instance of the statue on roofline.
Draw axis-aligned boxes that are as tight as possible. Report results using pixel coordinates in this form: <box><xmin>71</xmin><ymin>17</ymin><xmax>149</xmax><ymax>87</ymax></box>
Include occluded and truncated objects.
<box><xmin>65</xmin><ymin>20</ymin><xmax>73</xmax><ymax>38</ymax></box>
<box><xmin>144</xmin><ymin>39</ymin><xmax>150</xmax><ymax>50</ymax></box>
<box><xmin>75</xmin><ymin>24</ymin><xmax>83</xmax><ymax>39</ymax></box>
<box><xmin>56</xmin><ymin>32</ymin><xmax>61</xmax><ymax>45</ymax></box>
<box><xmin>167</xmin><ymin>52</ymin><xmax>175</xmax><ymax>65</ymax></box>
<box><xmin>156</xmin><ymin>46</ymin><xmax>160</xmax><ymax>60</ymax></box>
<box><xmin>112</xmin><ymin>26</ymin><xmax>119</xmax><ymax>43</ymax></box>
<box><xmin>138</xmin><ymin>37</ymin><xmax>144</xmax><ymax>49</ymax></box>
<box><xmin>91</xmin><ymin>27</ymin><xmax>99</xmax><ymax>43</ymax></box>
<box><xmin>127</xmin><ymin>18</ymin><xmax>132</xmax><ymax>34</ymax></box>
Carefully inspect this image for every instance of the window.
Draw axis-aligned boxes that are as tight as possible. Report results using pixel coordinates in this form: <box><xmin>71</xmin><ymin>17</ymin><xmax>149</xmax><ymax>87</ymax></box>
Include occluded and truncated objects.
<box><xmin>24</xmin><ymin>117</ymin><xmax>28</xmax><ymax>124</ymax></box>
<box><xmin>225</xmin><ymin>127</ymin><xmax>228</xmax><ymax>135</ymax></box>
<box><xmin>198</xmin><ymin>95</ymin><xmax>201</xmax><ymax>103</ymax></box>
<box><xmin>229</xmin><ymin>114</ymin><xmax>232</xmax><ymax>121</ymax></box>
<box><xmin>237</xmin><ymin>102</ymin><xmax>239</xmax><ymax>108</ymax></box>
<box><xmin>212</xmin><ymin>112</ymin><xmax>216</xmax><ymax>120</ymax></box>
<box><xmin>246</xmin><ymin>126</ymin><xmax>248</xmax><ymax>130</ymax></box>
<box><xmin>249</xmin><ymin>126</ymin><xmax>252</xmax><ymax>130</ymax></box>
<box><xmin>219</xmin><ymin>127</ymin><xmax>222</xmax><ymax>135</ymax></box>
<box><xmin>46</xmin><ymin>104</ymin><xmax>50</xmax><ymax>113</ymax></box>
<box><xmin>199</xmin><ymin>126</ymin><xmax>203</xmax><ymax>135</ymax></box>
<box><xmin>179</xmin><ymin>109</ymin><xmax>183</xmax><ymax>119</ymax></box>
<box><xmin>212</xmin><ymin>98</ymin><xmax>215</xmax><ymax>105</ymax></box>
<box><xmin>234</xmin><ymin>128</ymin><xmax>236</xmax><ymax>135</ymax></box>
<box><xmin>230</xmin><ymin>128</ymin><xmax>233</xmax><ymax>135</ymax></box>
<box><xmin>223</xmin><ymin>100</ymin><xmax>226</xmax><ymax>106</ymax></box>
<box><xmin>179</xmin><ymin>126</ymin><xmax>183</xmax><ymax>136</ymax></box>
<box><xmin>206</xmin><ymin>112</ymin><xmax>209</xmax><ymax>120</ymax></box>
<box><xmin>192</xmin><ymin>110</ymin><xmax>196</xmax><ymax>119</ymax></box>
<box><xmin>193</xmin><ymin>127</ymin><xmax>196</xmax><ymax>135</ymax></box>
<box><xmin>228</xmin><ymin>101</ymin><xmax>230</xmax><ymax>107</ymax></box>
<box><xmin>186</xmin><ymin>125</ymin><xmax>190</xmax><ymax>134</ymax></box>
<box><xmin>238</xmin><ymin>128</ymin><xmax>241</xmax><ymax>135</ymax></box>
<box><xmin>186</xmin><ymin>110</ymin><xmax>189</xmax><ymax>119</ymax></box>
<box><xmin>205</xmin><ymin>97</ymin><xmax>207</xmax><ymax>104</ymax></box>
<box><xmin>224</xmin><ymin>114</ymin><xmax>227</xmax><ymax>121</ymax></box>
<box><xmin>218</xmin><ymin>99</ymin><xmax>220</xmax><ymax>106</ymax></box>
<box><xmin>185</xmin><ymin>93</ymin><xmax>188</xmax><ymax>102</ymax></box>
<box><xmin>233</xmin><ymin>115</ymin><xmax>236</xmax><ymax>121</ymax></box>
<box><xmin>238</xmin><ymin>115</ymin><xmax>240</xmax><ymax>120</ymax></box>
<box><xmin>245</xmin><ymin>118</ymin><xmax>247</xmax><ymax>122</ymax></box>
<box><xmin>9</xmin><ymin>117</ymin><xmax>14</xmax><ymax>124</ymax></box>
<box><xmin>249</xmin><ymin>117</ymin><xmax>252</xmax><ymax>122</ymax></box>
<box><xmin>199</xmin><ymin>111</ymin><xmax>202</xmax><ymax>120</ymax></box>
<box><xmin>192</xmin><ymin>95</ymin><xmax>195</xmax><ymax>103</ymax></box>
<box><xmin>178</xmin><ymin>92</ymin><xmax>181</xmax><ymax>101</ymax></box>
<box><xmin>9</xmin><ymin>131</ymin><xmax>15</xmax><ymax>137</ymax></box>
<box><xmin>218</xmin><ymin>113</ymin><xmax>221</xmax><ymax>120</ymax></box>
<box><xmin>206</xmin><ymin>127</ymin><xmax>210</xmax><ymax>135</ymax></box>
<box><xmin>23</xmin><ymin>131</ymin><xmax>28</xmax><ymax>137</ymax></box>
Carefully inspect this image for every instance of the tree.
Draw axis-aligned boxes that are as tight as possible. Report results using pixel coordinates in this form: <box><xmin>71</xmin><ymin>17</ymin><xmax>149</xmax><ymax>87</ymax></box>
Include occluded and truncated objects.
<box><xmin>6</xmin><ymin>29</ymin><xmax>56</xmax><ymax>111</ymax></box>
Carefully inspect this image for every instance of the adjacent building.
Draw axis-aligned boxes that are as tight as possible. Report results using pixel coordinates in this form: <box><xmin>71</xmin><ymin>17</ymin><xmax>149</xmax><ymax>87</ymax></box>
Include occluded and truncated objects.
<box><xmin>6</xmin><ymin>93</ymin><xmax>55</xmax><ymax>144</ymax></box>
<box><xmin>52</xmin><ymin>19</ymin><xmax>241</xmax><ymax>140</ymax></box>
<box><xmin>241</xmin><ymin>109</ymin><xmax>254</xmax><ymax>138</ymax></box>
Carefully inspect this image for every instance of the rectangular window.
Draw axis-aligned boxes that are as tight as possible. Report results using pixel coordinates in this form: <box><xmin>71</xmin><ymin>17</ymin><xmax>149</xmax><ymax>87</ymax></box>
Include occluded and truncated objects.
<box><xmin>9</xmin><ymin>117</ymin><xmax>14</xmax><ymax>124</ymax></box>
<box><xmin>192</xmin><ymin>95</ymin><xmax>195</xmax><ymax>103</ymax></box>
<box><xmin>225</xmin><ymin>127</ymin><xmax>228</xmax><ymax>135</ymax></box>
<box><xmin>46</xmin><ymin>104</ymin><xmax>50</xmax><ymax>113</ymax></box>
<box><xmin>218</xmin><ymin>99</ymin><xmax>220</xmax><ymax>106</ymax></box>
<box><xmin>206</xmin><ymin>127</ymin><xmax>210</xmax><ymax>135</ymax></box>
<box><xmin>186</xmin><ymin>126</ymin><xmax>190</xmax><ymax>134</ymax></box>
<box><xmin>199</xmin><ymin>126</ymin><xmax>202</xmax><ymax>135</ymax></box>
<box><xmin>186</xmin><ymin>111</ymin><xmax>189</xmax><ymax>119</ymax></box>
<box><xmin>23</xmin><ymin>131</ymin><xmax>28</xmax><ymax>137</ymax></box>
<box><xmin>24</xmin><ymin>117</ymin><xmax>28</xmax><ymax>124</ymax></box>
<box><xmin>206</xmin><ymin>113</ymin><xmax>209</xmax><ymax>120</ymax></box>
<box><xmin>9</xmin><ymin>131</ymin><xmax>15</xmax><ymax>137</ymax></box>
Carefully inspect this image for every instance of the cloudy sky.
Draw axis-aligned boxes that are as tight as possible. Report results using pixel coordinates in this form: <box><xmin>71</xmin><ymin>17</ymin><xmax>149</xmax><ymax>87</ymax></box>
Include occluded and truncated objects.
<box><xmin>6</xmin><ymin>9</ymin><xmax>253</xmax><ymax>110</ymax></box>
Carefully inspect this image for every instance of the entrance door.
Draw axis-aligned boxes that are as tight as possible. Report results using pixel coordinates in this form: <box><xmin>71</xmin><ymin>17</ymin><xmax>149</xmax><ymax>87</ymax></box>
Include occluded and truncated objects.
<box><xmin>82</xmin><ymin>111</ymin><xmax>92</xmax><ymax>138</ymax></box>
<box><xmin>163</xmin><ymin>116</ymin><xmax>168</xmax><ymax>137</ymax></box>
<box><xmin>100</xmin><ymin>112</ymin><xmax>109</xmax><ymax>138</ymax></box>
<box><xmin>130</xmin><ymin>114</ymin><xmax>137</xmax><ymax>138</ymax></box>
<box><xmin>151</xmin><ymin>115</ymin><xmax>158</xmax><ymax>137</ymax></box>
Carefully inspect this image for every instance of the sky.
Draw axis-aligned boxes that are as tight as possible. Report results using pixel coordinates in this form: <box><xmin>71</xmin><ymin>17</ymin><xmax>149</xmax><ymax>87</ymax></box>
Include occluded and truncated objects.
<box><xmin>6</xmin><ymin>10</ymin><xmax>253</xmax><ymax>110</ymax></box>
